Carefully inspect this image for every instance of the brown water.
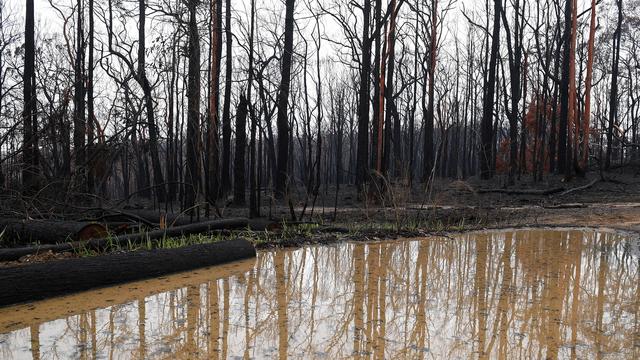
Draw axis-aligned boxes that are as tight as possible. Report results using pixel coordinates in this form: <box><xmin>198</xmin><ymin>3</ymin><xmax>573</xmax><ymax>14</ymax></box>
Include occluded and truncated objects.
<box><xmin>1</xmin><ymin>228</ymin><xmax>639</xmax><ymax>359</ymax></box>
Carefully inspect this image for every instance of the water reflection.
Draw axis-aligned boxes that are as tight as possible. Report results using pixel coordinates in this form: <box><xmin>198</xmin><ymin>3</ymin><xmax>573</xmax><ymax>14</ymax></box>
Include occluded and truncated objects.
<box><xmin>1</xmin><ymin>229</ymin><xmax>639</xmax><ymax>359</ymax></box>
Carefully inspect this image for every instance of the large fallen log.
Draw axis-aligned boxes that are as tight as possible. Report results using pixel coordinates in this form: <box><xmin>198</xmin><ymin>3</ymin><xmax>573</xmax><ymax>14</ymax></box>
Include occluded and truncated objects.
<box><xmin>0</xmin><ymin>219</ymin><xmax>107</xmax><ymax>246</ymax></box>
<box><xmin>476</xmin><ymin>187</ymin><xmax>566</xmax><ymax>195</ymax></box>
<box><xmin>0</xmin><ymin>238</ymin><xmax>256</xmax><ymax>306</ymax></box>
<box><xmin>0</xmin><ymin>255</ymin><xmax>256</xmax><ymax>332</ymax></box>
<box><xmin>94</xmin><ymin>209</ymin><xmax>196</xmax><ymax>227</ymax></box>
<box><xmin>0</xmin><ymin>217</ymin><xmax>249</xmax><ymax>262</ymax></box>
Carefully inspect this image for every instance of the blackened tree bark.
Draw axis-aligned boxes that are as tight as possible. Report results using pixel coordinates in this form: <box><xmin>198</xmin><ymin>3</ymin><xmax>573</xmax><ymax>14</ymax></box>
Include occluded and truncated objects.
<box><xmin>388</xmin><ymin>5</ymin><xmax>401</xmax><ymax>178</ymax></box>
<box><xmin>500</xmin><ymin>0</ymin><xmax>524</xmax><ymax>185</ymax></box>
<box><xmin>384</xmin><ymin>6</ymin><xmax>398</xmax><ymax>177</ymax></box>
<box><xmin>371</xmin><ymin>0</ymin><xmax>382</xmax><ymax>172</ymax></box>
<box><xmin>185</xmin><ymin>0</ymin><xmax>201</xmax><ymax>213</ymax></box>
<box><xmin>167</xmin><ymin>31</ymin><xmax>178</xmax><ymax>201</ymax></box>
<box><xmin>549</xmin><ymin>29</ymin><xmax>562</xmax><ymax>173</ymax></box>
<box><xmin>380</xmin><ymin>13</ymin><xmax>396</xmax><ymax>175</ymax></box>
<box><xmin>557</xmin><ymin>0</ymin><xmax>572</xmax><ymax>174</ymax></box>
<box><xmin>581</xmin><ymin>0</ymin><xmax>597</xmax><ymax>170</ymax></box>
<box><xmin>356</xmin><ymin>0</ymin><xmax>372</xmax><ymax>189</ymax></box>
<box><xmin>23</xmin><ymin>0</ymin><xmax>39</xmax><ymax>194</ymax></box>
<box><xmin>138</xmin><ymin>0</ymin><xmax>166</xmax><ymax>202</ymax></box>
<box><xmin>423</xmin><ymin>0</ymin><xmax>437</xmax><ymax>181</ymax></box>
<box><xmin>221</xmin><ymin>0</ymin><xmax>233</xmax><ymax>196</ymax></box>
<box><xmin>207</xmin><ymin>0</ymin><xmax>223</xmax><ymax>202</ymax></box>
<box><xmin>480</xmin><ymin>0</ymin><xmax>501</xmax><ymax>179</ymax></box>
<box><xmin>74</xmin><ymin>0</ymin><xmax>86</xmax><ymax>185</ymax></box>
<box><xmin>248</xmin><ymin>0</ymin><xmax>258</xmax><ymax>216</ymax></box>
<box><xmin>234</xmin><ymin>94</ymin><xmax>248</xmax><ymax>205</ymax></box>
<box><xmin>87</xmin><ymin>0</ymin><xmax>95</xmax><ymax>193</ymax></box>
<box><xmin>567</xmin><ymin>0</ymin><xmax>578</xmax><ymax>177</ymax></box>
<box><xmin>606</xmin><ymin>0</ymin><xmax>622</xmax><ymax>169</ymax></box>
<box><xmin>275</xmin><ymin>0</ymin><xmax>296</xmax><ymax>198</ymax></box>
<box><xmin>376</xmin><ymin>22</ymin><xmax>387</xmax><ymax>175</ymax></box>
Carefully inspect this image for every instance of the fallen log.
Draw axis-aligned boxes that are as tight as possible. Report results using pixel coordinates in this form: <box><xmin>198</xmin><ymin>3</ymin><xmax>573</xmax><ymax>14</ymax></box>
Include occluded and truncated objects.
<box><xmin>94</xmin><ymin>209</ymin><xmax>196</xmax><ymax>227</ymax></box>
<box><xmin>476</xmin><ymin>187</ymin><xmax>566</xmax><ymax>196</ymax></box>
<box><xmin>0</xmin><ymin>255</ymin><xmax>256</xmax><ymax>332</ymax></box>
<box><xmin>0</xmin><ymin>238</ymin><xmax>256</xmax><ymax>306</ymax></box>
<box><xmin>0</xmin><ymin>219</ymin><xmax>107</xmax><ymax>246</ymax></box>
<box><xmin>0</xmin><ymin>217</ymin><xmax>249</xmax><ymax>262</ymax></box>
<box><xmin>558</xmin><ymin>179</ymin><xmax>599</xmax><ymax>196</ymax></box>
<box><xmin>543</xmin><ymin>203</ymin><xmax>588</xmax><ymax>209</ymax></box>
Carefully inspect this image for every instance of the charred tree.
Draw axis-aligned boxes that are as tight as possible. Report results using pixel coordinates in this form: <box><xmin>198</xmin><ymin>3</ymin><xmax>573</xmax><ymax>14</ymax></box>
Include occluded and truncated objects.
<box><xmin>500</xmin><ymin>0</ymin><xmax>525</xmax><ymax>185</ymax></box>
<box><xmin>581</xmin><ymin>0</ymin><xmax>596</xmax><ymax>170</ymax></box>
<box><xmin>248</xmin><ymin>0</ymin><xmax>258</xmax><ymax>216</ymax></box>
<box><xmin>274</xmin><ymin>0</ymin><xmax>296</xmax><ymax>198</ymax></box>
<box><xmin>480</xmin><ymin>0</ymin><xmax>501</xmax><ymax>179</ymax></box>
<box><xmin>87</xmin><ymin>0</ymin><xmax>95</xmax><ymax>193</ymax></box>
<box><xmin>423</xmin><ymin>0</ymin><xmax>437</xmax><ymax>182</ymax></box>
<box><xmin>356</xmin><ymin>0</ymin><xmax>372</xmax><ymax>189</ymax></box>
<box><xmin>22</xmin><ymin>0</ymin><xmax>39</xmax><ymax>194</ymax></box>
<box><xmin>207</xmin><ymin>0</ymin><xmax>223</xmax><ymax>201</ymax></box>
<box><xmin>74</xmin><ymin>0</ymin><xmax>86</xmax><ymax>185</ymax></box>
<box><xmin>234</xmin><ymin>94</ymin><xmax>249</xmax><ymax>205</ymax></box>
<box><xmin>221</xmin><ymin>0</ymin><xmax>233</xmax><ymax>196</ymax></box>
<box><xmin>185</xmin><ymin>0</ymin><xmax>201</xmax><ymax>214</ymax></box>
<box><xmin>557</xmin><ymin>0</ymin><xmax>573</xmax><ymax>175</ymax></box>
<box><xmin>606</xmin><ymin>0</ymin><xmax>622</xmax><ymax>169</ymax></box>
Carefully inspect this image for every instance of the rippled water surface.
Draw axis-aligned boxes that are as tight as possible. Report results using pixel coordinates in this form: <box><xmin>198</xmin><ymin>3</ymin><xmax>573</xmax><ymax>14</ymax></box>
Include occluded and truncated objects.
<box><xmin>1</xmin><ymin>228</ymin><xmax>639</xmax><ymax>359</ymax></box>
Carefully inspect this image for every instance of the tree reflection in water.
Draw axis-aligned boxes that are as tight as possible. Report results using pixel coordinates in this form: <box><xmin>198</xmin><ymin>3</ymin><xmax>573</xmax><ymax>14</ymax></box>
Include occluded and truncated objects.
<box><xmin>0</xmin><ymin>229</ymin><xmax>638</xmax><ymax>359</ymax></box>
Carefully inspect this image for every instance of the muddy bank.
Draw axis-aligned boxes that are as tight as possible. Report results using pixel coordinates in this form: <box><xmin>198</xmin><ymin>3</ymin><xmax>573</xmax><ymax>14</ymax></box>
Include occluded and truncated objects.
<box><xmin>0</xmin><ymin>239</ymin><xmax>255</xmax><ymax>307</ymax></box>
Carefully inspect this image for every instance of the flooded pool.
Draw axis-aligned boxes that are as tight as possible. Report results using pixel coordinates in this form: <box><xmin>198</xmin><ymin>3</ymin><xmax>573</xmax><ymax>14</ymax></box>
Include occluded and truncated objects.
<box><xmin>1</xmin><ymin>228</ymin><xmax>639</xmax><ymax>359</ymax></box>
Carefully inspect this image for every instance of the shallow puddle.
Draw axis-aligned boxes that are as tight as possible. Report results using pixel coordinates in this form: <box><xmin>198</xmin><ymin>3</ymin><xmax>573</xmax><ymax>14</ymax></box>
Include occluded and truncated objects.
<box><xmin>1</xmin><ymin>228</ymin><xmax>639</xmax><ymax>359</ymax></box>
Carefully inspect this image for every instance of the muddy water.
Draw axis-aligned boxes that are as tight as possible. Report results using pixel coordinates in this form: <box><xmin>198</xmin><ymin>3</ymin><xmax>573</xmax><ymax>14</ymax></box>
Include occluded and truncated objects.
<box><xmin>1</xmin><ymin>229</ymin><xmax>639</xmax><ymax>359</ymax></box>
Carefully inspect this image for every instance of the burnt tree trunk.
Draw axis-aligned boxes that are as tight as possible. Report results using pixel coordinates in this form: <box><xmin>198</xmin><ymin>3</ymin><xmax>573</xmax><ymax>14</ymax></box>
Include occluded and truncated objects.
<box><xmin>356</xmin><ymin>0</ymin><xmax>372</xmax><ymax>189</ymax></box>
<box><xmin>74</xmin><ymin>0</ymin><xmax>86</xmax><ymax>186</ymax></box>
<box><xmin>0</xmin><ymin>239</ymin><xmax>255</xmax><ymax>307</ymax></box>
<box><xmin>0</xmin><ymin>219</ymin><xmax>107</xmax><ymax>246</ymax></box>
<box><xmin>234</xmin><ymin>95</ymin><xmax>249</xmax><ymax>205</ymax></box>
<box><xmin>606</xmin><ymin>0</ymin><xmax>622</xmax><ymax>169</ymax></box>
<box><xmin>207</xmin><ymin>0</ymin><xmax>223</xmax><ymax>201</ymax></box>
<box><xmin>557</xmin><ymin>0</ymin><xmax>572</xmax><ymax>175</ymax></box>
<box><xmin>274</xmin><ymin>0</ymin><xmax>296</xmax><ymax>198</ymax></box>
<box><xmin>22</xmin><ymin>0</ymin><xmax>39</xmax><ymax>194</ymax></box>
<box><xmin>138</xmin><ymin>0</ymin><xmax>166</xmax><ymax>203</ymax></box>
<box><xmin>581</xmin><ymin>0</ymin><xmax>596</xmax><ymax>170</ymax></box>
<box><xmin>480</xmin><ymin>0</ymin><xmax>501</xmax><ymax>179</ymax></box>
<box><xmin>423</xmin><ymin>0</ymin><xmax>437</xmax><ymax>182</ymax></box>
<box><xmin>221</xmin><ymin>0</ymin><xmax>233</xmax><ymax>196</ymax></box>
<box><xmin>185</xmin><ymin>0</ymin><xmax>201</xmax><ymax>214</ymax></box>
<box><xmin>248</xmin><ymin>0</ymin><xmax>258</xmax><ymax>216</ymax></box>
<box><xmin>87</xmin><ymin>0</ymin><xmax>95</xmax><ymax>193</ymax></box>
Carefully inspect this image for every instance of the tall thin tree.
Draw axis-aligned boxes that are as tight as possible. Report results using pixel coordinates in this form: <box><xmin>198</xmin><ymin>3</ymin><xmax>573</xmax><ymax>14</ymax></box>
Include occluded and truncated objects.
<box><xmin>22</xmin><ymin>0</ymin><xmax>39</xmax><ymax>194</ymax></box>
<box><xmin>207</xmin><ymin>0</ymin><xmax>223</xmax><ymax>202</ymax></box>
<box><xmin>221</xmin><ymin>0</ymin><xmax>233</xmax><ymax>195</ymax></box>
<box><xmin>480</xmin><ymin>0</ymin><xmax>502</xmax><ymax>179</ymax></box>
<box><xmin>74</xmin><ymin>0</ymin><xmax>86</xmax><ymax>184</ymax></box>
<box><xmin>275</xmin><ymin>0</ymin><xmax>296</xmax><ymax>198</ymax></box>
<box><xmin>185</xmin><ymin>0</ymin><xmax>201</xmax><ymax>213</ymax></box>
<box><xmin>606</xmin><ymin>0</ymin><xmax>623</xmax><ymax>169</ymax></box>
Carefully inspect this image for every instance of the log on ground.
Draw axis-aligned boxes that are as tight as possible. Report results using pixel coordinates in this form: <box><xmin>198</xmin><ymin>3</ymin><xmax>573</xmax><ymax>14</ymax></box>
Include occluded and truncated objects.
<box><xmin>0</xmin><ymin>219</ymin><xmax>107</xmax><ymax>246</ymax></box>
<box><xmin>94</xmin><ymin>209</ymin><xmax>196</xmax><ymax>227</ymax></box>
<box><xmin>476</xmin><ymin>187</ymin><xmax>566</xmax><ymax>195</ymax></box>
<box><xmin>0</xmin><ymin>217</ymin><xmax>249</xmax><ymax>262</ymax></box>
<box><xmin>0</xmin><ymin>238</ymin><xmax>256</xmax><ymax>307</ymax></box>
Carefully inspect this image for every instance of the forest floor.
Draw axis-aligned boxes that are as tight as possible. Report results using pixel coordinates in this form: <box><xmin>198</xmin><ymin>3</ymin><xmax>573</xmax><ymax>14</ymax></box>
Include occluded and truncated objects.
<box><xmin>246</xmin><ymin>169</ymin><xmax>640</xmax><ymax>248</ymax></box>
<box><xmin>2</xmin><ymin>168</ymin><xmax>640</xmax><ymax>267</ymax></box>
